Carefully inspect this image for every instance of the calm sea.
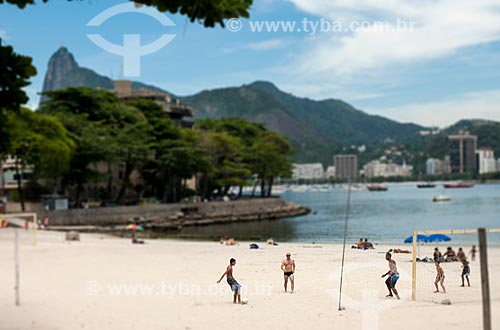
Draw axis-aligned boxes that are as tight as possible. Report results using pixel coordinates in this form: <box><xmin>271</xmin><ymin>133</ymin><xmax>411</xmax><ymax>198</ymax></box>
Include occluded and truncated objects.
<box><xmin>165</xmin><ymin>183</ymin><xmax>500</xmax><ymax>245</ymax></box>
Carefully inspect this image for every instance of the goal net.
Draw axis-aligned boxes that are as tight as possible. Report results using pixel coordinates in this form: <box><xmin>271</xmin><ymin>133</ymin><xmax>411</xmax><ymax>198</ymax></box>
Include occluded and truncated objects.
<box><xmin>410</xmin><ymin>228</ymin><xmax>500</xmax><ymax>307</ymax></box>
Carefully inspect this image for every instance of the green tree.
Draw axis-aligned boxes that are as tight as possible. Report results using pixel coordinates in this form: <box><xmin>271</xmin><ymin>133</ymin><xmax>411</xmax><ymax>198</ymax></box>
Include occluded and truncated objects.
<box><xmin>40</xmin><ymin>87</ymin><xmax>152</xmax><ymax>204</ymax></box>
<box><xmin>247</xmin><ymin>131</ymin><xmax>293</xmax><ymax>197</ymax></box>
<box><xmin>7</xmin><ymin>108</ymin><xmax>74</xmax><ymax>210</ymax></box>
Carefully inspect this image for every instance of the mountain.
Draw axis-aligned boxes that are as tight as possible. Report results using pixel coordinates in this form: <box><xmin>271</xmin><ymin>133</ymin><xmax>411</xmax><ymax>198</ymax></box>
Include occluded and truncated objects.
<box><xmin>40</xmin><ymin>47</ymin><xmax>169</xmax><ymax>105</ymax></box>
<box><xmin>182</xmin><ymin>81</ymin><xmax>427</xmax><ymax>163</ymax></box>
<box><xmin>39</xmin><ymin>48</ymin><xmax>440</xmax><ymax>165</ymax></box>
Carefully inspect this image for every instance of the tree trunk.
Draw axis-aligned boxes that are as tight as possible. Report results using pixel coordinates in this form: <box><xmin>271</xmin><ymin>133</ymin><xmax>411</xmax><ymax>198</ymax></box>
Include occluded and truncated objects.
<box><xmin>251</xmin><ymin>178</ymin><xmax>258</xmax><ymax>197</ymax></box>
<box><xmin>266</xmin><ymin>176</ymin><xmax>274</xmax><ymax>197</ymax></box>
<box><xmin>106</xmin><ymin>161</ymin><xmax>113</xmax><ymax>202</ymax></box>
<box><xmin>260</xmin><ymin>176</ymin><xmax>266</xmax><ymax>198</ymax></box>
<box><xmin>74</xmin><ymin>181</ymin><xmax>83</xmax><ymax>208</ymax></box>
<box><xmin>116</xmin><ymin>156</ymin><xmax>133</xmax><ymax>204</ymax></box>
<box><xmin>238</xmin><ymin>185</ymin><xmax>243</xmax><ymax>198</ymax></box>
<box><xmin>14</xmin><ymin>154</ymin><xmax>25</xmax><ymax>212</ymax></box>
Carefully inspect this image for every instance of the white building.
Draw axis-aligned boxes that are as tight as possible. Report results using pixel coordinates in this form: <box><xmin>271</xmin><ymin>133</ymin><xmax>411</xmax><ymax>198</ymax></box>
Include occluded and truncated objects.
<box><xmin>292</xmin><ymin>163</ymin><xmax>324</xmax><ymax>180</ymax></box>
<box><xmin>0</xmin><ymin>156</ymin><xmax>33</xmax><ymax>191</ymax></box>
<box><xmin>363</xmin><ymin>160</ymin><xmax>413</xmax><ymax>178</ymax></box>
<box><xmin>325</xmin><ymin>166</ymin><xmax>335</xmax><ymax>179</ymax></box>
<box><xmin>477</xmin><ymin>148</ymin><xmax>497</xmax><ymax>174</ymax></box>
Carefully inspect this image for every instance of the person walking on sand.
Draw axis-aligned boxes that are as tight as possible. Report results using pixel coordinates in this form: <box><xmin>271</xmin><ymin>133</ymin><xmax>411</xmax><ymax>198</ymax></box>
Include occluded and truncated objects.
<box><xmin>381</xmin><ymin>252</ymin><xmax>400</xmax><ymax>299</ymax></box>
<box><xmin>461</xmin><ymin>259</ymin><xmax>471</xmax><ymax>287</ymax></box>
<box><xmin>434</xmin><ymin>261</ymin><xmax>446</xmax><ymax>293</ymax></box>
<box><xmin>217</xmin><ymin>258</ymin><xmax>242</xmax><ymax>304</ymax></box>
<box><xmin>470</xmin><ymin>245</ymin><xmax>477</xmax><ymax>262</ymax></box>
<box><xmin>281</xmin><ymin>252</ymin><xmax>296</xmax><ymax>293</ymax></box>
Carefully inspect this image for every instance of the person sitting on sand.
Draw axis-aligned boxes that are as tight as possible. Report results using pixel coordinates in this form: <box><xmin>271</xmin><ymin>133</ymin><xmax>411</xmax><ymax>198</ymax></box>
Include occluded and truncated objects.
<box><xmin>217</xmin><ymin>258</ymin><xmax>242</xmax><ymax>304</ymax></box>
<box><xmin>267</xmin><ymin>238</ymin><xmax>278</xmax><ymax>246</ymax></box>
<box><xmin>461</xmin><ymin>259</ymin><xmax>471</xmax><ymax>287</ymax></box>
<box><xmin>281</xmin><ymin>252</ymin><xmax>296</xmax><ymax>293</ymax></box>
<box><xmin>434</xmin><ymin>261</ymin><xmax>446</xmax><ymax>293</ymax></box>
<box><xmin>443</xmin><ymin>247</ymin><xmax>458</xmax><ymax>262</ymax></box>
<box><xmin>357</xmin><ymin>238</ymin><xmax>364</xmax><ymax>249</ymax></box>
<box><xmin>433</xmin><ymin>247</ymin><xmax>443</xmax><ymax>262</ymax></box>
<box><xmin>363</xmin><ymin>238</ymin><xmax>375</xmax><ymax>249</ymax></box>
<box><xmin>381</xmin><ymin>252</ymin><xmax>400</xmax><ymax>299</ymax></box>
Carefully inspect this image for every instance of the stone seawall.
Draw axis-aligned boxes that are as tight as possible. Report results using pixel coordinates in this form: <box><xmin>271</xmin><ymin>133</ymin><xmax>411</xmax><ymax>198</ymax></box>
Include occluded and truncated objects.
<box><xmin>40</xmin><ymin>198</ymin><xmax>309</xmax><ymax>230</ymax></box>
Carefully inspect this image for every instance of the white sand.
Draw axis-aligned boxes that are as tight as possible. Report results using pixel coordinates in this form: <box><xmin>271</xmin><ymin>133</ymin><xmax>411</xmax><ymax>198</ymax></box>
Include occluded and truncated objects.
<box><xmin>1</xmin><ymin>229</ymin><xmax>499</xmax><ymax>330</ymax></box>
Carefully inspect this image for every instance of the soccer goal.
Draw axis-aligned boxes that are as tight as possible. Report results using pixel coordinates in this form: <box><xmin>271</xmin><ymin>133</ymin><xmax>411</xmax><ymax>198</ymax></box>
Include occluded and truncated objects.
<box><xmin>410</xmin><ymin>228</ymin><xmax>500</xmax><ymax>330</ymax></box>
<box><xmin>0</xmin><ymin>212</ymin><xmax>38</xmax><ymax>244</ymax></box>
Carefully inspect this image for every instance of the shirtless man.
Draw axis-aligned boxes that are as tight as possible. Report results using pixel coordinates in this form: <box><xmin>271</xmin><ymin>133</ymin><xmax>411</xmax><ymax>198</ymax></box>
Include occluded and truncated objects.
<box><xmin>217</xmin><ymin>258</ymin><xmax>242</xmax><ymax>304</ymax></box>
<box><xmin>281</xmin><ymin>252</ymin><xmax>296</xmax><ymax>293</ymax></box>
<box><xmin>434</xmin><ymin>261</ymin><xmax>446</xmax><ymax>293</ymax></box>
<box><xmin>457</xmin><ymin>247</ymin><xmax>466</xmax><ymax>262</ymax></box>
<box><xmin>381</xmin><ymin>252</ymin><xmax>400</xmax><ymax>299</ymax></box>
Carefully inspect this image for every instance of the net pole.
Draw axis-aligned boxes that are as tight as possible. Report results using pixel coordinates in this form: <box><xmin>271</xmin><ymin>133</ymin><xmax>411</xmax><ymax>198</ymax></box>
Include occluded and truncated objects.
<box><xmin>478</xmin><ymin>228</ymin><xmax>491</xmax><ymax>330</ymax></box>
<box><xmin>411</xmin><ymin>231</ymin><xmax>417</xmax><ymax>301</ymax></box>
<box><xmin>33</xmin><ymin>213</ymin><xmax>37</xmax><ymax>245</ymax></box>
<box><xmin>338</xmin><ymin>178</ymin><xmax>352</xmax><ymax>311</ymax></box>
<box><xmin>14</xmin><ymin>228</ymin><xmax>20</xmax><ymax>306</ymax></box>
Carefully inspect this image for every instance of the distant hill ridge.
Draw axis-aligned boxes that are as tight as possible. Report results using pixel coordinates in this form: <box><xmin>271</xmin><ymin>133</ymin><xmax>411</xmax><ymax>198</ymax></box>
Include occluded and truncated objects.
<box><xmin>40</xmin><ymin>47</ymin><xmax>500</xmax><ymax>165</ymax></box>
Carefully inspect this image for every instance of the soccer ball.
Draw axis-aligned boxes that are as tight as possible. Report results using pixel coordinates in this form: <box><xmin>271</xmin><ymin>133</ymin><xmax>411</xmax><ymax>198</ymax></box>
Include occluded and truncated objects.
<box><xmin>241</xmin><ymin>297</ymin><xmax>248</xmax><ymax>304</ymax></box>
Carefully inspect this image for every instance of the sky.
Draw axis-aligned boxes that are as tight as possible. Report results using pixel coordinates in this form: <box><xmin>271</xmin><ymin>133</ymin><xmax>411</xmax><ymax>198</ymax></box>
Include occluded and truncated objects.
<box><xmin>1</xmin><ymin>0</ymin><xmax>500</xmax><ymax>127</ymax></box>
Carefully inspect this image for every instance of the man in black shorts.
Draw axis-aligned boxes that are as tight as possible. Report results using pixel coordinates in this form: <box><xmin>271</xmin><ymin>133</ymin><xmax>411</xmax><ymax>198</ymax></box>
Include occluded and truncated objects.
<box><xmin>461</xmin><ymin>259</ymin><xmax>471</xmax><ymax>287</ymax></box>
<box><xmin>281</xmin><ymin>252</ymin><xmax>296</xmax><ymax>293</ymax></box>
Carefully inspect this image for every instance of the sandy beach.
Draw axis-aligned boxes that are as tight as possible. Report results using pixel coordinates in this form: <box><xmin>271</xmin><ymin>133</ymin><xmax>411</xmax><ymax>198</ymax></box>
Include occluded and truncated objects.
<box><xmin>1</xmin><ymin>228</ymin><xmax>499</xmax><ymax>330</ymax></box>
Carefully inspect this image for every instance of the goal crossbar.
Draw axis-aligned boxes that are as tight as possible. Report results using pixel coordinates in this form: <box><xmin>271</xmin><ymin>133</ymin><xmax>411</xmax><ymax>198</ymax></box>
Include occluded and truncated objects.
<box><xmin>0</xmin><ymin>212</ymin><xmax>38</xmax><ymax>245</ymax></box>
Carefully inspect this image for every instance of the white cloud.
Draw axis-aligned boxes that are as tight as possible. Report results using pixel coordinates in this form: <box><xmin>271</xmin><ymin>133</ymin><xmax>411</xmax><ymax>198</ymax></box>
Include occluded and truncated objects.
<box><xmin>288</xmin><ymin>0</ymin><xmax>500</xmax><ymax>76</ymax></box>
<box><xmin>369</xmin><ymin>90</ymin><xmax>500</xmax><ymax>127</ymax></box>
<box><xmin>223</xmin><ymin>38</ymin><xmax>289</xmax><ymax>53</ymax></box>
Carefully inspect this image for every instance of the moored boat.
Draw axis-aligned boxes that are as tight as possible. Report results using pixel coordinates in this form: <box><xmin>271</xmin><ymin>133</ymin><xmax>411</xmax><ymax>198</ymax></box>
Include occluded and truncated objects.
<box><xmin>433</xmin><ymin>195</ymin><xmax>451</xmax><ymax>202</ymax></box>
<box><xmin>417</xmin><ymin>182</ymin><xmax>436</xmax><ymax>188</ymax></box>
<box><xmin>443</xmin><ymin>183</ymin><xmax>474</xmax><ymax>188</ymax></box>
<box><xmin>367</xmin><ymin>185</ymin><xmax>388</xmax><ymax>191</ymax></box>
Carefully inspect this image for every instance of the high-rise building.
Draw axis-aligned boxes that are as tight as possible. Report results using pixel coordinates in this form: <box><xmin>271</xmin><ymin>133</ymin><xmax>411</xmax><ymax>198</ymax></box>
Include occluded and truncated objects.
<box><xmin>477</xmin><ymin>148</ymin><xmax>496</xmax><ymax>174</ymax></box>
<box><xmin>448</xmin><ymin>134</ymin><xmax>477</xmax><ymax>173</ymax></box>
<box><xmin>334</xmin><ymin>154</ymin><xmax>358</xmax><ymax>180</ymax></box>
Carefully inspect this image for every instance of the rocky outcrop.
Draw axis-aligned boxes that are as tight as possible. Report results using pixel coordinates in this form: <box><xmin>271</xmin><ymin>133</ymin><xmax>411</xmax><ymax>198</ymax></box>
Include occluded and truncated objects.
<box><xmin>39</xmin><ymin>198</ymin><xmax>310</xmax><ymax>231</ymax></box>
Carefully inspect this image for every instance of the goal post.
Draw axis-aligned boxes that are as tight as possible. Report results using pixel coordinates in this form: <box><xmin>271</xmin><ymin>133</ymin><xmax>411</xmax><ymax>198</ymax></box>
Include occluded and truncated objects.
<box><xmin>411</xmin><ymin>227</ymin><xmax>500</xmax><ymax>301</ymax></box>
<box><xmin>0</xmin><ymin>212</ymin><xmax>38</xmax><ymax>245</ymax></box>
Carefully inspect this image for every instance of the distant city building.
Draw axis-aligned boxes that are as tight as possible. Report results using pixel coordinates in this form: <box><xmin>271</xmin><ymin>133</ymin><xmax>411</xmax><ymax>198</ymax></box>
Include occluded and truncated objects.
<box><xmin>477</xmin><ymin>148</ymin><xmax>497</xmax><ymax>174</ymax></box>
<box><xmin>448</xmin><ymin>134</ymin><xmax>477</xmax><ymax>173</ymax></box>
<box><xmin>498</xmin><ymin>159</ymin><xmax>500</xmax><ymax>172</ymax></box>
<box><xmin>113</xmin><ymin>80</ymin><xmax>194</xmax><ymax>127</ymax></box>
<box><xmin>0</xmin><ymin>155</ymin><xmax>33</xmax><ymax>191</ymax></box>
<box><xmin>292</xmin><ymin>163</ymin><xmax>324</xmax><ymax>180</ymax></box>
<box><xmin>334</xmin><ymin>154</ymin><xmax>358</xmax><ymax>180</ymax></box>
<box><xmin>426</xmin><ymin>158</ymin><xmax>450</xmax><ymax>175</ymax></box>
<box><xmin>363</xmin><ymin>160</ymin><xmax>413</xmax><ymax>178</ymax></box>
<box><xmin>325</xmin><ymin>166</ymin><xmax>336</xmax><ymax>179</ymax></box>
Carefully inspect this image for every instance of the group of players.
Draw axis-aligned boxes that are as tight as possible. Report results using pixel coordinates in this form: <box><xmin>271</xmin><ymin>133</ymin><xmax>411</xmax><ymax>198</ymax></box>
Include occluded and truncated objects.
<box><xmin>433</xmin><ymin>245</ymin><xmax>475</xmax><ymax>293</ymax></box>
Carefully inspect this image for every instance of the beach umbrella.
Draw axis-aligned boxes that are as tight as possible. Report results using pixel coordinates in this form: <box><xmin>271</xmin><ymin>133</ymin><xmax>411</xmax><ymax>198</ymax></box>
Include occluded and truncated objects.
<box><xmin>404</xmin><ymin>234</ymin><xmax>429</xmax><ymax>244</ymax></box>
<box><xmin>427</xmin><ymin>234</ymin><xmax>451</xmax><ymax>242</ymax></box>
<box><xmin>126</xmin><ymin>224</ymin><xmax>144</xmax><ymax>231</ymax></box>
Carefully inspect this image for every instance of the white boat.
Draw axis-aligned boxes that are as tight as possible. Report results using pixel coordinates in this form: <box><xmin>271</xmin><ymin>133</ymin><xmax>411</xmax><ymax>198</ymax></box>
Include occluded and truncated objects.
<box><xmin>433</xmin><ymin>195</ymin><xmax>450</xmax><ymax>202</ymax></box>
